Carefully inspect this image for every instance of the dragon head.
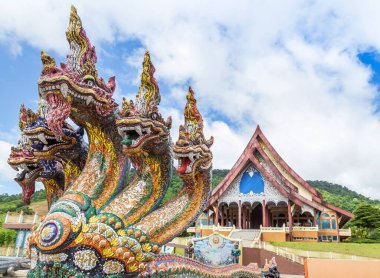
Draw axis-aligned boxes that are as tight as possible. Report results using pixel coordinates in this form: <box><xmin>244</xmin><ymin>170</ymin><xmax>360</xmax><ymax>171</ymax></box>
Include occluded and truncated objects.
<box><xmin>117</xmin><ymin>51</ymin><xmax>171</xmax><ymax>157</ymax></box>
<box><xmin>8</xmin><ymin>104</ymin><xmax>66</xmax><ymax>204</ymax></box>
<box><xmin>23</xmin><ymin>102</ymin><xmax>86</xmax><ymax>164</ymax></box>
<box><xmin>174</xmin><ymin>87</ymin><xmax>213</xmax><ymax>176</ymax></box>
<box><xmin>37</xmin><ymin>6</ymin><xmax>117</xmax><ymax>139</ymax></box>
<box><xmin>7</xmin><ymin>145</ymin><xmax>39</xmax><ymax>205</ymax></box>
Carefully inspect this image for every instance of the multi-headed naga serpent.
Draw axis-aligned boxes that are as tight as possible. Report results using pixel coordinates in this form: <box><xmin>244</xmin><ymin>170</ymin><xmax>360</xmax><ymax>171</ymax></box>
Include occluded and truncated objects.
<box><xmin>8</xmin><ymin>6</ymin><xmax>261</xmax><ymax>277</ymax></box>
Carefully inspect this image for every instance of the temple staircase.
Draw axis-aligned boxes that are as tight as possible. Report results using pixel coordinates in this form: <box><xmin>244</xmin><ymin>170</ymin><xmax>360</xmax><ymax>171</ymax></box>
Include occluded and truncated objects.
<box><xmin>229</xmin><ymin>229</ymin><xmax>261</xmax><ymax>247</ymax></box>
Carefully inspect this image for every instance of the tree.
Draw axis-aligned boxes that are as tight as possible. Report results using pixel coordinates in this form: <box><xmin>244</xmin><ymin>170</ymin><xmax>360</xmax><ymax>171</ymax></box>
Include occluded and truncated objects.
<box><xmin>349</xmin><ymin>204</ymin><xmax>380</xmax><ymax>239</ymax></box>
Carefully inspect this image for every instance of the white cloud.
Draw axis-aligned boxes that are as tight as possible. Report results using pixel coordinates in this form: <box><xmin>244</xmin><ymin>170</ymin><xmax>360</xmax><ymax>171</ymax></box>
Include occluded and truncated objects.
<box><xmin>1</xmin><ymin>1</ymin><xmax>380</xmax><ymax>199</ymax></box>
<box><xmin>0</xmin><ymin>140</ymin><xmax>16</xmax><ymax>181</ymax></box>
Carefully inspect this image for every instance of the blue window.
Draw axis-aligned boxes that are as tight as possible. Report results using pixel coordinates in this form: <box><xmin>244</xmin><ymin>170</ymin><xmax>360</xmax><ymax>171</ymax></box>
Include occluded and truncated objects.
<box><xmin>322</xmin><ymin>219</ymin><xmax>331</xmax><ymax>229</ymax></box>
<box><xmin>331</xmin><ymin>219</ymin><xmax>336</xmax><ymax>229</ymax></box>
<box><xmin>321</xmin><ymin>213</ymin><xmax>330</xmax><ymax>217</ymax></box>
<box><xmin>239</xmin><ymin>170</ymin><xmax>264</xmax><ymax>194</ymax></box>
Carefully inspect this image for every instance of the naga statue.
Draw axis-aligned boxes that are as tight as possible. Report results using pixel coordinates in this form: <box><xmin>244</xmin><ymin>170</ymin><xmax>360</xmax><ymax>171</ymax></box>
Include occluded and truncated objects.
<box><xmin>23</xmin><ymin>101</ymin><xmax>88</xmax><ymax>191</ymax></box>
<box><xmin>8</xmin><ymin>5</ymin><xmax>261</xmax><ymax>277</ymax></box>
<box><xmin>8</xmin><ymin>105</ymin><xmax>65</xmax><ymax>207</ymax></box>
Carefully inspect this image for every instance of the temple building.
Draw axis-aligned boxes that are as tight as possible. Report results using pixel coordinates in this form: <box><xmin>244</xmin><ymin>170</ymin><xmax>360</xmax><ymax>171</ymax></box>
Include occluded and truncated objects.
<box><xmin>203</xmin><ymin>126</ymin><xmax>353</xmax><ymax>242</ymax></box>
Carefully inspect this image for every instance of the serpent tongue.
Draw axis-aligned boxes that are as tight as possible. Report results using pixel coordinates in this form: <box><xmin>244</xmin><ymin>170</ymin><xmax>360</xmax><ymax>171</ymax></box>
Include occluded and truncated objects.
<box><xmin>177</xmin><ymin>157</ymin><xmax>191</xmax><ymax>174</ymax></box>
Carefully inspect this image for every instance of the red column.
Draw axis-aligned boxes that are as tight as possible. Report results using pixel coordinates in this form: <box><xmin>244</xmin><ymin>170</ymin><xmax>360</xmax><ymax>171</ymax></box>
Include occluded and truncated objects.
<box><xmin>288</xmin><ymin>201</ymin><xmax>293</xmax><ymax>240</ymax></box>
<box><xmin>262</xmin><ymin>200</ymin><xmax>267</xmax><ymax>227</ymax></box>
<box><xmin>248</xmin><ymin>208</ymin><xmax>251</xmax><ymax>229</ymax></box>
<box><xmin>238</xmin><ymin>201</ymin><xmax>242</xmax><ymax>229</ymax></box>
<box><xmin>226</xmin><ymin>208</ymin><xmax>230</xmax><ymax>227</ymax></box>
<box><xmin>215</xmin><ymin>205</ymin><xmax>219</xmax><ymax>226</ymax></box>
<box><xmin>221</xmin><ymin>205</ymin><xmax>224</xmax><ymax>227</ymax></box>
<box><xmin>242</xmin><ymin>205</ymin><xmax>246</xmax><ymax>229</ymax></box>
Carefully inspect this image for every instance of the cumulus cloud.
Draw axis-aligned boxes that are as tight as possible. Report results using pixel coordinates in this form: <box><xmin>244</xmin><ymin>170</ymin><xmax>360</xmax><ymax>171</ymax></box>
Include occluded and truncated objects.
<box><xmin>1</xmin><ymin>0</ymin><xmax>380</xmax><ymax>199</ymax></box>
<box><xmin>0</xmin><ymin>140</ymin><xmax>16</xmax><ymax>183</ymax></box>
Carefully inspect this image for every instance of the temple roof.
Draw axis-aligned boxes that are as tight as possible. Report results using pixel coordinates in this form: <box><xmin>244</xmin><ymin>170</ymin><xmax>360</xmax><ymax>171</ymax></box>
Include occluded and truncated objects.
<box><xmin>208</xmin><ymin>126</ymin><xmax>353</xmax><ymax>222</ymax></box>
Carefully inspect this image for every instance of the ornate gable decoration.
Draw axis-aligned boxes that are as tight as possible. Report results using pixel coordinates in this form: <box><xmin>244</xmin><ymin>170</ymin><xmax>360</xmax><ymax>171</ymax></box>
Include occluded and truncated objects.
<box><xmin>219</xmin><ymin>164</ymin><xmax>288</xmax><ymax>206</ymax></box>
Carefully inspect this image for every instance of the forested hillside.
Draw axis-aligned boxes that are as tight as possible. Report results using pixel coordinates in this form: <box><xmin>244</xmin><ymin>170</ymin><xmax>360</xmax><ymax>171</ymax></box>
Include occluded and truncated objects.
<box><xmin>307</xmin><ymin>180</ymin><xmax>380</xmax><ymax>212</ymax></box>
<box><xmin>2</xmin><ymin>172</ymin><xmax>379</xmax><ymax>214</ymax></box>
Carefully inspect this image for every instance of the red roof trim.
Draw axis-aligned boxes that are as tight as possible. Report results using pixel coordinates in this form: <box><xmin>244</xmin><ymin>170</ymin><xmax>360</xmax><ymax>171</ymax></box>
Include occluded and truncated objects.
<box><xmin>324</xmin><ymin>203</ymin><xmax>354</xmax><ymax>218</ymax></box>
<box><xmin>254</xmin><ymin>141</ymin><xmax>298</xmax><ymax>192</ymax></box>
<box><xmin>254</xmin><ymin>126</ymin><xmax>319</xmax><ymax>196</ymax></box>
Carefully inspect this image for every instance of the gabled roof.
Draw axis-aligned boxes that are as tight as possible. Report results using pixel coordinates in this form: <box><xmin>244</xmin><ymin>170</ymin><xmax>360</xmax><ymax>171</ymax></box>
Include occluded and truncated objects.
<box><xmin>208</xmin><ymin>126</ymin><xmax>353</xmax><ymax>220</ymax></box>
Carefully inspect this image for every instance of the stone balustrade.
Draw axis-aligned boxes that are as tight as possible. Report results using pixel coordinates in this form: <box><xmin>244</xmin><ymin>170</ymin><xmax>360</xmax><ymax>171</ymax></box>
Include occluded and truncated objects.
<box><xmin>292</xmin><ymin>226</ymin><xmax>319</xmax><ymax>231</ymax></box>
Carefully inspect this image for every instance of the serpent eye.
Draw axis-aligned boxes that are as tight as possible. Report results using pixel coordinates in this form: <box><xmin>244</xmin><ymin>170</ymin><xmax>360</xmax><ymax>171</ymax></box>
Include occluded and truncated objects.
<box><xmin>83</xmin><ymin>75</ymin><xmax>96</xmax><ymax>87</ymax></box>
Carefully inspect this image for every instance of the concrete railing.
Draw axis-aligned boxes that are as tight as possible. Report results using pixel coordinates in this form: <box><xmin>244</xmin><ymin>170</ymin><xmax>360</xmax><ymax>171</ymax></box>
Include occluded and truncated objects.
<box><xmin>4</xmin><ymin>211</ymin><xmax>39</xmax><ymax>224</ymax></box>
<box><xmin>262</xmin><ymin>242</ymin><xmax>379</xmax><ymax>264</ymax></box>
<box><xmin>0</xmin><ymin>247</ymin><xmax>27</xmax><ymax>257</ymax></box>
<box><xmin>260</xmin><ymin>224</ymin><xmax>286</xmax><ymax>232</ymax></box>
<box><xmin>260</xmin><ymin>241</ymin><xmax>305</xmax><ymax>265</ymax></box>
<box><xmin>292</xmin><ymin>226</ymin><xmax>319</xmax><ymax>231</ymax></box>
<box><xmin>261</xmin><ymin>225</ymin><xmax>318</xmax><ymax>233</ymax></box>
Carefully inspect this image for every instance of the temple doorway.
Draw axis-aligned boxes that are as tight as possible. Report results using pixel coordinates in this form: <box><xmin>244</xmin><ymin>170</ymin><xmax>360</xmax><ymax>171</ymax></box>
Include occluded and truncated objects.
<box><xmin>250</xmin><ymin>202</ymin><xmax>262</xmax><ymax>229</ymax></box>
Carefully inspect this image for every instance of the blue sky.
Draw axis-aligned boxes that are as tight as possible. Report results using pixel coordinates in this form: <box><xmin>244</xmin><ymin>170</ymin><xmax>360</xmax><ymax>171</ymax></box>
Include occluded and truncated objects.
<box><xmin>1</xmin><ymin>1</ymin><xmax>380</xmax><ymax>200</ymax></box>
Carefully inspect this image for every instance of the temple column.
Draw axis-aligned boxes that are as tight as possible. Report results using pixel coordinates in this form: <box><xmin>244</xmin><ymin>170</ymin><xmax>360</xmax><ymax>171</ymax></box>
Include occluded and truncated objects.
<box><xmin>288</xmin><ymin>201</ymin><xmax>293</xmax><ymax>240</ymax></box>
<box><xmin>238</xmin><ymin>201</ymin><xmax>242</xmax><ymax>229</ymax></box>
<box><xmin>221</xmin><ymin>205</ymin><xmax>224</xmax><ymax>227</ymax></box>
<box><xmin>215</xmin><ymin>205</ymin><xmax>219</xmax><ymax>226</ymax></box>
<box><xmin>248</xmin><ymin>208</ymin><xmax>251</xmax><ymax>229</ymax></box>
<box><xmin>313</xmin><ymin>208</ymin><xmax>317</xmax><ymax>227</ymax></box>
<box><xmin>242</xmin><ymin>206</ymin><xmax>246</xmax><ymax>229</ymax></box>
<box><xmin>207</xmin><ymin>211</ymin><xmax>210</xmax><ymax>225</ymax></box>
<box><xmin>226</xmin><ymin>207</ymin><xmax>230</xmax><ymax>227</ymax></box>
<box><xmin>262</xmin><ymin>200</ymin><xmax>267</xmax><ymax>227</ymax></box>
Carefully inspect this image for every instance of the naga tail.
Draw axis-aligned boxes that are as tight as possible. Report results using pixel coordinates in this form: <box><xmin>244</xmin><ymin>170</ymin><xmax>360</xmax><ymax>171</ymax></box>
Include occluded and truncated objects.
<box><xmin>141</xmin><ymin>254</ymin><xmax>261</xmax><ymax>278</ymax></box>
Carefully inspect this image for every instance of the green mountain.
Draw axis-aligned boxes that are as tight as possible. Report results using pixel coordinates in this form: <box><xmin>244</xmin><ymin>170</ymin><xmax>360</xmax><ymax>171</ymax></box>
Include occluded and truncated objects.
<box><xmin>163</xmin><ymin>169</ymin><xmax>380</xmax><ymax>213</ymax></box>
<box><xmin>2</xmin><ymin>172</ymin><xmax>379</xmax><ymax>215</ymax></box>
<box><xmin>307</xmin><ymin>180</ymin><xmax>380</xmax><ymax>212</ymax></box>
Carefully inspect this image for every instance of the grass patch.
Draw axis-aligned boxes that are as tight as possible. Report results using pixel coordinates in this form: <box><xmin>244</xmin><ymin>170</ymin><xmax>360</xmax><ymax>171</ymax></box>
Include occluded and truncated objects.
<box><xmin>271</xmin><ymin>242</ymin><xmax>380</xmax><ymax>259</ymax></box>
<box><xmin>29</xmin><ymin>200</ymin><xmax>48</xmax><ymax>215</ymax></box>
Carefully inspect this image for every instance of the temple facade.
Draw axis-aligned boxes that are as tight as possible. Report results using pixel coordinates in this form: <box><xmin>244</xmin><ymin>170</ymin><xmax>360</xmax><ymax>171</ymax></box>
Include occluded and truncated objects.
<box><xmin>204</xmin><ymin>126</ymin><xmax>353</xmax><ymax>242</ymax></box>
